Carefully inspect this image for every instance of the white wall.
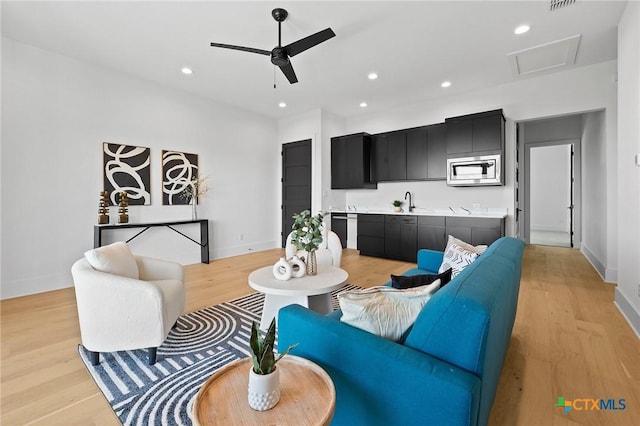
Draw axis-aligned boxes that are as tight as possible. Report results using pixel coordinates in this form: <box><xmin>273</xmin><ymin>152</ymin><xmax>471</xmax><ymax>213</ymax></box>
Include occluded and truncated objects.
<box><xmin>615</xmin><ymin>1</ymin><xmax>640</xmax><ymax>336</ymax></box>
<box><xmin>529</xmin><ymin>145</ymin><xmax>571</xmax><ymax>232</ymax></box>
<box><xmin>581</xmin><ymin>111</ymin><xmax>609</xmax><ymax>279</ymax></box>
<box><xmin>1</xmin><ymin>38</ymin><xmax>279</xmax><ymax>299</ymax></box>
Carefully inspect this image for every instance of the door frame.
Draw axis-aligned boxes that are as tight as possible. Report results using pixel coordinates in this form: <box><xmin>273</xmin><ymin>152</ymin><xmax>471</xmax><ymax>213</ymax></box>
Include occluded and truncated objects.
<box><xmin>521</xmin><ymin>138</ymin><xmax>581</xmax><ymax>247</ymax></box>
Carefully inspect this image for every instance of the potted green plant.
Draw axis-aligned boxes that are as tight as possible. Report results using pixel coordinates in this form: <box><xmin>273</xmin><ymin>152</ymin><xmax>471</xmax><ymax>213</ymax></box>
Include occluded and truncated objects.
<box><xmin>290</xmin><ymin>210</ymin><xmax>325</xmax><ymax>275</ymax></box>
<box><xmin>392</xmin><ymin>200</ymin><xmax>404</xmax><ymax>213</ymax></box>
<box><xmin>247</xmin><ymin>318</ymin><xmax>297</xmax><ymax>411</ymax></box>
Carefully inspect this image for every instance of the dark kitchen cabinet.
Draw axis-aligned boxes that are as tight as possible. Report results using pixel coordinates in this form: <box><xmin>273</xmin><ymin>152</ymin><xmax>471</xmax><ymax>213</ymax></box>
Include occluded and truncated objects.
<box><xmin>427</xmin><ymin>124</ymin><xmax>447</xmax><ymax>179</ymax></box>
<box><xmin>417</xmin><ymin>216</ymin><xmax>447</xmax><ymax>251</ymax></box>
<box><xmin>331</xmin><ymin>133</ymin><xmax>377</xmax><ymax>189</ymax></box>
<box><xmin>357</xmin><ymin>214</ymin><xmax>385</xmax><ymax>257</ymax></box>
<box><xmin>387</xmin><ymin>131</ymin><xmax>407</xmax><ymax>181</ymax></box>
<box><xmin>373</xmin><ymin>125</ymin><xmax>446</xmax><ymax>182</ymax></box>
<box><xmin>330</xmin><ymin>213</ymin><xmax>348</xmax><ymax>248</ymax></box>
<box><xmin>372</xmin><ymin>131</ymin><xmax>406</xmax><ymax>182</ymax></box>
<box><xmin>446</xmin><ymin>109</ymin><xmax>504</xmax><ymax>156</ymax></box>
<box><xmin>406</xmin><ymin>127</ymin><xmax>428</xmax><ymax>180</ymax></box>
<box><xmin>384</xmin><ymin>215</ymin><xmax>417</xmax><ymax>262</ymax></box>
<box><xmin>371</xmin><ymin>133</ymin><xmax>389</xmax><ymax>182</ymax></box>
<box><xmin>445</xmin><ymin>217</ymin><xmax>504</xmax><ymax>246</ymax></box>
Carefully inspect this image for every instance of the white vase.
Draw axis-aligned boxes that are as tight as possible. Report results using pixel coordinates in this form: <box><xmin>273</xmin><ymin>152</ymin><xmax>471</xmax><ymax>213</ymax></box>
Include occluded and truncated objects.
<box><xmin>289</xmin><ymin>255</ymin><xmax>306</xmax><ymax>278</ymax></box>
<box><xmin>248</xmin><ymin>367</ymin><xmax>280</xmax><ymax>411</ymax></box>
<box><xmin>272</xmin><ymin>257</ymin><xmax>292</xmax><ymax>280</ymax></box>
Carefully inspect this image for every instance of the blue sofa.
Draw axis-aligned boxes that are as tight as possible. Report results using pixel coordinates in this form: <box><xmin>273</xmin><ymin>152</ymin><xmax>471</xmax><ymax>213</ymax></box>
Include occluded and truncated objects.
<box><xmin>279</xmin><ymin>237</ymin><xmax>525</xmax><ymax>426</ymax></box>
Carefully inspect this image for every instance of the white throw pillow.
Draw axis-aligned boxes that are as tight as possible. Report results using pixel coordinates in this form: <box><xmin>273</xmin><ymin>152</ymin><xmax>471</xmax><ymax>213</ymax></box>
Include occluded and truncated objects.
<box><xmin>438</xmin><ymin>235</ymin><xmax>483</xmax><ymax>277</ymax></box>
<box><xmin>84</xmin><ymin>241</ymin><xmax>139</xmax><ymax>279</ymax></box>
<box><xmin>338</xmin><ymin>280</ymin><xmax>440</xmax><ymax>341</ymax></box>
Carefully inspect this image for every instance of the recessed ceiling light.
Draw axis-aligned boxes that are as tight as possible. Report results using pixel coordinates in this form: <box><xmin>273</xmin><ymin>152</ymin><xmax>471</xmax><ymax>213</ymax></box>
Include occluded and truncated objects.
<box><xmin>278</xmin><ymin>102</ymin><xmax>287</xmax><ymax>108</ymax></box>
<box><xmin>181</xmin><ymin>67</ymin><xmax>193</xmax><ymax>75</ymax></box>
<box><xmin>368</xmin><ymin>73</ymin><xmax>378</xmax><ymax>80</ymax></box>
<box><xmin>441</xmin><ymin>81</ymin><xmax>451</xmax><ymax>88</ymax></box>
<box><xmin>514</xmin><ymin>25</ymin><xmax>530</xmax><ymax>35</ymax></box>
<box><xmin>360</xmin><ymin>102</ymin><xmax>368</xmax><ymax>108</ymax></box>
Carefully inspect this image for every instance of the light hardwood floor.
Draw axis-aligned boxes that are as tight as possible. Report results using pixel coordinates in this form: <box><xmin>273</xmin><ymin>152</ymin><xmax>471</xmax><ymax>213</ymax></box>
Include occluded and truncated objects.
<box><xmin>1</xmin><ymin>246</ymin><xmax>639</xmax><ymax>425</ymax></box>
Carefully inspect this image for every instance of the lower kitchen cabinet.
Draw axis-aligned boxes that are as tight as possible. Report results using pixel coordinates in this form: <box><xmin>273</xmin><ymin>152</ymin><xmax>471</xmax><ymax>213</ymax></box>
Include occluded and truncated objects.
<box><xmin>358</xmin><ymin>214</ymin><xmax>505</xmax><ymax>261</ymax></box>
<box><xmin>385</xmin><ymin>216</ymin><xmax>417</xmax><ymax>262</ymax></box>
<box><xmin>357</xmin><ymin>214</ymin><xmax>385</xmax><ymax>257</ymax></box>
<box><xmin>446</xmin><ymin>217</ymin><xmax>504</xmax><ymax>247</ymax></box>
<box><xmin>417</xmin><ymin>216</ymin><xmax>447</xmax><ymax>251</ymax></box>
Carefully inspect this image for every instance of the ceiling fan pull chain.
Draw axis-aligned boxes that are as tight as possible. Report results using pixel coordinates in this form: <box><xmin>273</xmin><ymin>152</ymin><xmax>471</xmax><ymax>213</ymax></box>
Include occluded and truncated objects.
<box><xmin>274</xmin><ymin>66</ymin><xmax>277</xmax><ymax>89</ymax></box>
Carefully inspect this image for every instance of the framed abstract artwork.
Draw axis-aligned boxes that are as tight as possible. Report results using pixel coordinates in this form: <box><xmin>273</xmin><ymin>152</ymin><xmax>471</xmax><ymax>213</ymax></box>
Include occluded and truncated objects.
<box><xmin>162</xmin><ymin>150</ymin><xmax>199</xmax><ymax>205</ymax></box>
<box><xmin>103</xmin><ymin>143</ymin><xmax>151</xmax><ymax>205</ymax></box>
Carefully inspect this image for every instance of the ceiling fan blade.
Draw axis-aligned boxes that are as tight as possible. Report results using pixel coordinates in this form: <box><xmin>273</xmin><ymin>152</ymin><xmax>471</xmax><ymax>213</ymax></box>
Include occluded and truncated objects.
<box><xmin>284</xmin><ymin>28</ymin><xmax>335</xmax><ymax>57</ymax></box>
<box><xmin>210</xmin><ymin>42</ymin><xmax>271</xmax><ymax>56</ymax></box>
<box><xmin>279</xmin><ymin>62</ymin><xmax>298</xmax><ymax>84</ymax></box>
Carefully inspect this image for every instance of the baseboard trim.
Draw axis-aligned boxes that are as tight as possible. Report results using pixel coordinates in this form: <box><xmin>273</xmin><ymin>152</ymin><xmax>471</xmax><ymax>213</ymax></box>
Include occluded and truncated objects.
<box><xmin>580</xmin><ymin>244</ymin><xmax>610</xmax><ymax>282</ymax></box>
<box><xmin>212</xmin><ymin>241</ymin><xmax>279</xmax><ymax>259</ymax></box>
<box><xmin>614</xmin><ymin>288</ymin><xmax>640</xmax><ymax>339</ymax></box>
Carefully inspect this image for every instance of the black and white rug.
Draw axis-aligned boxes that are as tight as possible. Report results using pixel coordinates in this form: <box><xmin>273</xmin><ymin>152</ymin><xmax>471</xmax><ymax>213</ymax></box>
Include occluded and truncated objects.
<box><xmin>78</xmin><ymin>286</ymin><xmax>359</xmax><ymax>426</ymax></box>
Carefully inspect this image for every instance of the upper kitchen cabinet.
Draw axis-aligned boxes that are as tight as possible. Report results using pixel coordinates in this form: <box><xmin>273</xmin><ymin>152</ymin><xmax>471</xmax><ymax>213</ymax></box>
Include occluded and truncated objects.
<box><xmin>426</xmin><ymin>123</ymin><xmax>447</xmax><ymax>179</ymax></box>
<box><xmin>406</xmin><ymin>127</ymin><xmax>427</xmax><ymax>180</ymax></box>
<box><xmin>331</xmin><ymin>132</ymin><xmax>377</xmax><ymax>189</ymax></box>
<box><xmin>372</xmin><ymin>130</ymin><xmax>406</xmax><ymax>182</ymax></box>
<box><xmin>446</xmin><ymin>109</ymin><xmax>505</xmax><ymax>156</ymax></box>
<box><xmin>372</xmin><ymin>125</ymin><xmax>446</xmax><ymax>182</ymax></box>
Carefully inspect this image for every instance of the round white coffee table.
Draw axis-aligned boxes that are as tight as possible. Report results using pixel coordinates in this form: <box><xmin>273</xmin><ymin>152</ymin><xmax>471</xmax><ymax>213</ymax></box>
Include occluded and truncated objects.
<box><xmin>248</xmin><ymin>265</ymin><xmax>348</xmax><ymax>330</ymax></box>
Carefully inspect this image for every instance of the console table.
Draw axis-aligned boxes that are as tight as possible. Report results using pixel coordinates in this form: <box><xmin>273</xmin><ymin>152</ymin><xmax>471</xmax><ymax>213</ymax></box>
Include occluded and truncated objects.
<box><xmin>93</xmin><ymin>219</ymin><xmax>209</xmax><ymax>264</ymax></box>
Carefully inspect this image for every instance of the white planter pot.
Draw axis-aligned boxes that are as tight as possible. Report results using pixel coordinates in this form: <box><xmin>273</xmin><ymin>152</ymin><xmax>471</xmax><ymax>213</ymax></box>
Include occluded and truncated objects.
<box><xmin>248</xmin><ymin>367</ymin><xmax>280</xmax><ymax>411</ymax></box>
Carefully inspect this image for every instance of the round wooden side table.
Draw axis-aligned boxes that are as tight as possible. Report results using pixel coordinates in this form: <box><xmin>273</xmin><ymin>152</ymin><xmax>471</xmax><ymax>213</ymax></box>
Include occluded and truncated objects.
<box><xmin>193</xmin><ymin>355</ymin><xmax>335</xmax><ymax>426</ymax></box>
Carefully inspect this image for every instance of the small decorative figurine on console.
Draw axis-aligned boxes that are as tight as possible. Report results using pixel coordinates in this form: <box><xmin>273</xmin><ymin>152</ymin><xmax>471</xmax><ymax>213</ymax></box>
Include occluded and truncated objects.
<box><xmin>98</xmin><ymin>190</ymin><xmax>110</xmax><ymax>224</ymax></box>
<box><xmin>117</xmin><ymin>191</ymin><xmax>129</xmax><ymax>224</ymax></box>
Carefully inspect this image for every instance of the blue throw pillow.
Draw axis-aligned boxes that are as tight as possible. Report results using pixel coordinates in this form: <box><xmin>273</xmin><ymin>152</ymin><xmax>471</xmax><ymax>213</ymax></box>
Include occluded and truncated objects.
<box><xmin>391</xmin><ymin>268</ymin><xmax>452</xmax><ymax>289</ymax></box>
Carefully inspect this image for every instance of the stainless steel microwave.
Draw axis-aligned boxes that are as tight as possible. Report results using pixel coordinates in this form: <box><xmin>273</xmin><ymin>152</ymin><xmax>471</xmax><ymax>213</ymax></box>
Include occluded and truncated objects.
<box><xmin>447</xmin><ymin>154</ymin><xmax>502</xmax><ymax>186</ymax></box>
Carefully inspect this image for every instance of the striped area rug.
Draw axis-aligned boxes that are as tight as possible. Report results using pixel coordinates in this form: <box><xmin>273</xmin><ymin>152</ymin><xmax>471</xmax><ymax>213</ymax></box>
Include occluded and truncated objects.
<box><xmin>78</xmin><ymin>285</ymin><xmax>360</xmax><ymax>426</ymax></box>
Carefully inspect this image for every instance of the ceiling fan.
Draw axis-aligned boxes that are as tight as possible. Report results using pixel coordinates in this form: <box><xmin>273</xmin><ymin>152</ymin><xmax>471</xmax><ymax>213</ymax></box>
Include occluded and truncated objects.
<box><xmin>210</xmin><ymin>8</ymin><xmax>335</xmax><ymax>84</ymax></box>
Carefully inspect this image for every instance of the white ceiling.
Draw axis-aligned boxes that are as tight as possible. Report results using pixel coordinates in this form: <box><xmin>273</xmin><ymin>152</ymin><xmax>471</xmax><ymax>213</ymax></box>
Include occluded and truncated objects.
<box><xmin>1</xmin><ymin>1</ymin><xmax>626</xmax><ymax>119</ymax></box>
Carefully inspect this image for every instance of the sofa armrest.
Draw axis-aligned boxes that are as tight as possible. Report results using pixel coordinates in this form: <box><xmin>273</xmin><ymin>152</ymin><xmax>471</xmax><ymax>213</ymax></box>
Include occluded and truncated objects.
<box><xmin>417</xmin><ymin>249</ymin><xmax>444</xmax><ymax>273</ymax></box>
<box><xmin>279</xmin><ymin>305</ymin><xmax>480</xmax><ymax>426</ymax></box>
<box><xmin>135</xmin><ymin>255</ymin><xmax>184</xmax><ymax>282</ymax></box>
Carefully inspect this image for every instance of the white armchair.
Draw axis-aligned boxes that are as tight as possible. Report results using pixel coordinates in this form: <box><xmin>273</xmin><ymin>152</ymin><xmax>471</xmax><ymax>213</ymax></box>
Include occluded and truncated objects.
<box><xmin>285</xmin><ymin>229</ymin><xmax>343</xmax><ymax>267</ymax></box>
<box><xmin>71</xmin><ymin>242</ymin><xmax>185</xmax><ymax>365</ymax></box>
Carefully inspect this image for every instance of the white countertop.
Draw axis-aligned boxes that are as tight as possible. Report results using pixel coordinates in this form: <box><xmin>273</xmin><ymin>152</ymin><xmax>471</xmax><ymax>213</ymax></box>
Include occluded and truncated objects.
<box><xmin>328</xmin><ymin>207</ymin><xmax>507</xmax><ymax>219</ymax></box>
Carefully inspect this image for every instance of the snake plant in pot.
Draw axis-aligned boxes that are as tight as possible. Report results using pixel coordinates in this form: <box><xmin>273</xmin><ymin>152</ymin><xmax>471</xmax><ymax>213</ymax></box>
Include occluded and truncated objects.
<box><xmin>247</xmin><ymin>318</ymin><xmax>297</xmax><ymax>411</ymax></box>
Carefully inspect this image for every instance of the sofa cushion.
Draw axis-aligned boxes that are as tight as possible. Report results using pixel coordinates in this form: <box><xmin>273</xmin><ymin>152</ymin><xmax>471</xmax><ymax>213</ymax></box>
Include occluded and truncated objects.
<box><xmin>84</xmin><ymin>241</ymin><xmax>139</xmax><ymax>279</ymax></box>
<box><xmin>391</xmin><ymin>268</ymin><xmax>452</xmax><ymax>289</ymax></box>
<box><xmin>338</xmin><ymin>281</ymin><xmax>440</xmax><ymax>342</ymax></box>
<box><xmin>439</xmin><ymin>236</ymin><xmax>484</xmax><ymax>277</ymax></box>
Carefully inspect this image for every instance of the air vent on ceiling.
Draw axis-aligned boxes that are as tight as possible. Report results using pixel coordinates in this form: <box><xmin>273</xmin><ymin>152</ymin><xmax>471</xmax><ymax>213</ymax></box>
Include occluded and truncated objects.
<box><xmin>507</xmin><ymin>34</ymin><xmax>581</xmax><ymax>76</ymax></box>
<box><xmin>550</xmin><ymin>0</ymin><xmax>576</xmax><ymax>11</ymax></box>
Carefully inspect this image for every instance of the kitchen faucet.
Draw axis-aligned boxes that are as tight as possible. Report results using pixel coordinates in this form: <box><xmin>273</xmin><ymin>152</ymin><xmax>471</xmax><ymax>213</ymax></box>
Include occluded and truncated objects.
<box><xmin>404</xmin><ymin>191</ymin><xmax>415</xmax><ymax>212</ymax></box>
